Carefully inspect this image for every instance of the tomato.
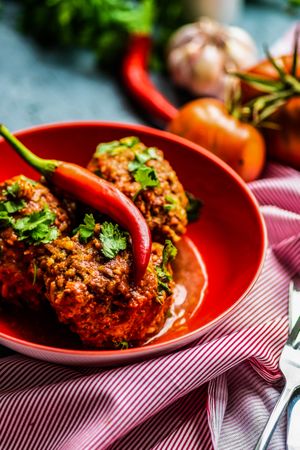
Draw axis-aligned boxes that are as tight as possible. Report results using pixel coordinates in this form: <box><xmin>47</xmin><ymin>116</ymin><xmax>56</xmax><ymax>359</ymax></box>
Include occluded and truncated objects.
<box><xmin>168</xmin><ymin>98</ymin><xmax>266</xmax><ymax>182</ymax></box>
<box><xmin>241</xmin><ymin>54</ymin><xmax>300</xmax><ymax>169</ymax></box>
<box><xmin>262</xmin><ymin>97</ymin><xmax>300</xmax><ymax>169</ymax></box>
<box><xmin>242</xmin><ymin>54</ymin><xmax>300</xmax><ymax>102</ymax></box>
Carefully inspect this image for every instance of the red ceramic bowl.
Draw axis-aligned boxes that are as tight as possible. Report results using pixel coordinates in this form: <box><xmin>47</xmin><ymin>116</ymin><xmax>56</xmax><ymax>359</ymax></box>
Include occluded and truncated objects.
<box><xmin>0</xmin><ymin>122</ymin><xmax>267</xmax><ymax>365</ymax></box>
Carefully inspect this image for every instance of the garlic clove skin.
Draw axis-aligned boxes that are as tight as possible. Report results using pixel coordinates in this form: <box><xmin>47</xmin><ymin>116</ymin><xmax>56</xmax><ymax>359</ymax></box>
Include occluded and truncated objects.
<box><xmin>167</xmin><ymin>18</ymin><xmax>258</xmax><ymax>99</ymax></box>
<box><xmin>225</xmin><ymin>26</ymin><xmax>258</xmax><ymax>69</ymax></box>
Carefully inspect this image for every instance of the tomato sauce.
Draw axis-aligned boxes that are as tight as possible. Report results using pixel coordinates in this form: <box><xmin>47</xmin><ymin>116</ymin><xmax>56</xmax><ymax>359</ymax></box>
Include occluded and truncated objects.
<box><xmin>147</xmin><ymin>236</ymin><xmax>207</xmax><ymax>344</ymax></box>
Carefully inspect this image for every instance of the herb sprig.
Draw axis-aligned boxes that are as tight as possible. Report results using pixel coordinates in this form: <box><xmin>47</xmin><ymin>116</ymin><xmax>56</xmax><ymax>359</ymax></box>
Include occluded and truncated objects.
<box><xmin>0</xmin><ymin>182</ymin><xmax>26</xmax><ymax>225</ymax></box>
<box><xmin>96</xmin><ymin>136</ymin><xmax>141</xmax><ymax>156</ymax></box>
<box><xmin>73</xmin><ymin>215</ymin><xmax>128</xmax><ymax>259</ymax></box>
<box><xmin>156</xmin><ymin>239</ymin><xmax>177</xmax><ymax>301</ymax></box>
<box><xmin>128</xmin><ymin>147</ymin><xmax>160</xmax><ymax>200</ymax></box>
<box><xmin>14</xmin><ymin>208</ymin><xmax>59</xmax><ymax>244</ymax></box>
<box><xmin>163</xmin><ymin>194</ymin><xmax>178</xmax><ymax>212</ymax></box>
<box><xmin>73</xmin><ymin>213</ymin><xmax>96</xmax><ymax>243</ymax></box>
<box><xmin>4</xmin><ymin>182</ymin><xmax>20</xmax><ymax>198</ymax></box>
<box><xmin>100</xmin><ymin>221</ymin><xmax>128</xmax><ymax>259</ymax></box>
<box><xmin>186</xmin><ymin>191</ymin><xmax>202</xmax><ymax>222</ymax></box>
<box><xmin>19</xmin><ymin>0</ymin><xmax>186</xmax><ymax>71</ymax></box>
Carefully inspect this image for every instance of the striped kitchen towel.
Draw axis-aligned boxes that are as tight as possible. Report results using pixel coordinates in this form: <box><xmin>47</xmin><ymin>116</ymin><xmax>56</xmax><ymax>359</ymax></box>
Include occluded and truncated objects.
<box><xmin>0</xmin><ymin>162</ymin><xmax>299</xmax><ymax>450</ymax></box>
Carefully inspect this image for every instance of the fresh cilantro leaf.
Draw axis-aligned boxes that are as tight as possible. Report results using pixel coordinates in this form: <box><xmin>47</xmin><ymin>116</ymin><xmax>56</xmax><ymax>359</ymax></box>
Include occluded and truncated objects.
<box><xmin>128</xmin><ymin>160</ymin><xmax>141</xmax><ymax>172</ymax></box>
<box><xmin>119</xmin><ymin>340</ymin><xmax>129</xmax><ymax>350</ymax></box>
<box><xmin>0</xmin><ymin>211</ymin><xmax>13</xmax><ymax>228</ymax></box>
<box><xmin>113</xmin><ymin>339</ymin><xmax>130</xmax><ymax>350</ymax></box>
<box><xmin>156</xmin><ymin>266</ymin><xmax>172</xmax><ymax>293</ymax></box>
<box><xmin>135</xmin><ymin>147</ymin><xmax>158</xmax><ymax>164</ymax></box>
<box><xmin>186</xmin><ymin>191</ymin><xmax>203</xmax><ymax>222</ymax></box>
<box><xmin>155</xmin><ymin>240</ymin><xmax>177</xmax><ymax>300</ymax></box>
<box><xmin>14</xmin><ymin>207</ymin><xmax>58</xmax><ymax>245</ymax></box>
<box><xmin>132</xmin><ymin>166</ymin><xmax>160</xmax><ymax>200</ymax></box>
<box><xmin>128</xmin><ymin>146</ymin><xmax>160</xmax><ymax>200</ymax></box>
<box><xmin>30</xmin><ymin>223</ymin><xmax>58</xmax><ymax>244</ymax></box>
<box><xmin>1</xmin><ymin>199</ymin><xmax>26</xmax><ymax>214</ymax></box>
<box><xmin>100</xmin><ymin>221</ymin><xmax>127</xmax><ymax>259</ymax></box>
<box><xmin>162</xmin><ymin>239</ymin><xmax>177</xmax><ymax>269</ymax></box>
<box><xmin>95</xmin><ymin>140</ymin><xmax>120</xmax><ymax>155</ymax></box>
<box><xmin>163</xmin><ymin>195</ymin><xmax>178</xmax><ymax>212</ymax></box>
<box><xmin>0</xmin><ymin>197</ymin><xmax>26</xmax><ymax>228</ymax></box>
<box><xmin>120</xmin><ymin>136</ymin><xmax>140</xmax><ymax>147</ymax></box>
<box><xmin>96</xmin><ymin>137</ymin><xmax>141</xmax><ymax>157</ymax></box>
<box><xmin>73</xmin><ymin>213</ymin><xmax>96</xmax><ymax>243</ymax></box>
<box><xmin>4</xmin><ymin>182</ymin><xmax>20</xmax><ymax>198</ymax></box>
<box><xmin>128</xmin><ymin>147</ymin><xmax>159</xmax><ymax>171</ymax></box>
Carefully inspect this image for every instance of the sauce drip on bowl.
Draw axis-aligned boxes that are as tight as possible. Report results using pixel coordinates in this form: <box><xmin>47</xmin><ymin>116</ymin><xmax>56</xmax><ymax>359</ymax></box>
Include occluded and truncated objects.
<box><xmin>0</xmin><ymin>236</ymin><xmax>207</xmax><ymax>350</ymax></box>
<box><xmin>147</xmin><ymin>236</ymin><xmax>207</xmax><ymax>344</ymax></box>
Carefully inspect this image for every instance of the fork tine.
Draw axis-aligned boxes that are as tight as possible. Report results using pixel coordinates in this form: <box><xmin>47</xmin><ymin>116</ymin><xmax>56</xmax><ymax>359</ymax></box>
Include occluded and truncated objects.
<box><xmin>289</xmin><ymin>275</ymin><xmax>300</xmax><ymax>332</ymax></box>
<box><xmin>287</xmin><ymin>316</ymin><xmax>300</xmax><ymax>347</ymax></box>
<box><xmin>291</xmin><ymin>275</ymin><xmax>300</xmax><ymax>291</ymax></box>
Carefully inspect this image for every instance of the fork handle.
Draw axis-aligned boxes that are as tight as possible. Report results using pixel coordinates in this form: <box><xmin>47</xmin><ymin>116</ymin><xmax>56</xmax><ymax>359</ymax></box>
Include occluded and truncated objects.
<box><xmin>255</xmin><ymin>383</ymin><xmax>295</xmax><ymax>450</ymax></box>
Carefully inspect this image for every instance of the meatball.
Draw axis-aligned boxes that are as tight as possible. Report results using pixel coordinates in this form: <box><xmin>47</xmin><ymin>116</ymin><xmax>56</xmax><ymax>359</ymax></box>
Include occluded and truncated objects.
<box><xmin>37</xmin><ymin>224</ymin><xmax>174</xmax><ymax>348</ymax></box>
<box><xmin>87</xmin><ymin>136</ymin><xmax>188</xmax><ymax>243</ymax></box>
<box><xmin>0</xmin><ymin>175</ymin><xmax>71</xmax><ymax>309</ymax></box>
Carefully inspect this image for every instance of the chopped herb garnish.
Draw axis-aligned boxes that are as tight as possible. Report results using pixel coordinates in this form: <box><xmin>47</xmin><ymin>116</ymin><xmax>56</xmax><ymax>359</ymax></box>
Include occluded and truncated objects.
<box><xmin>119</xmin><ymin>340</ymin><xmax>129</xmax><ymax>350</ymax></box>
<box><xmin>73</xmin><ymin>213</ymin><xmax>96</xmax><ymax>243</ymax></box>
<box><xmin>0</xmin><ymin>211</ymin><xmax>13</xmax><ymax>228</ymax></box>
<box><xmin>128</xmin><ymin>147</ymin><xmax>159</xmax><ymax>172</ymax></box>
<box><xmin>0</xmin><ymin>197</ymin><xmax>26</xmax><ymax>228</ymax></box>
<box><xmin>155</xmin><ymin>239</ymin><xmax>177</xmax><ymax>301</ymax></box>
<box><xmin>127</xmin><ymin>160</ymin><xmax>141</xmax><ymax>173</ymax></box>
<box><xmin>100</xmin><ymin>221</ymin><xmax>128</xmax><ymax>259</ymax></box>
<box><xmin>95</xmin><ymin>140</ymin><xmax>120</xmax><ymax>155</ymax></box>
<box><xmin>128</xmin><ymin>146</ymin><xmax>160</xmax><ymax>200</ymax></box>
<box><xmin>135</xmin><ymin>147</ymin><xmax>159</xmax><ymax>165</ymax></box>
<box><xmin>14</xmin><ymin>207</ymin><xmax>58</xmax><ymax>244</ymax></box>
<box><xmin>113</xmin><ymin>339</ymin><xmax>129</xmax><ymax>350</ymax></box>
<box><xmin>121</xmin><ymin>136</ymin><xmax>140</xmax><ymax>147</ymax></box>
<box><xmin>1</xmin><ymin>199</ymin><xmax>26</xmax><ymax>214</ymax></box>
<box><xmin>163</xmin><ymin>195</ymin><xmax>178</xmax><ymax>212</ymax></box>
<box><xmin>4</xmin><ymin>182</ymin><xmax>20</xmax><ymax>198</ymax></box>
<box><xmin>95</xmin><ymin>136</ymin><xmax>141</xmax><ymax>157</ymax></box>
<box><xmin>167</xmin><ymin>309</ymin><xmax>173</xmax><ymax>318</ymax></box>
<box><xmin>186</xmin><ymin>191</ymin><xmax>203</xmax><ymax>222</ymax></box>
<box><xmin>133</xmin><ymin>166</ymin><xmax>159</xmax><ymax>192</ymax></box>
<box><xmin>162</xmin><ymin>239</ymin><xmax>177</xmax><ymax>269</ymax></box>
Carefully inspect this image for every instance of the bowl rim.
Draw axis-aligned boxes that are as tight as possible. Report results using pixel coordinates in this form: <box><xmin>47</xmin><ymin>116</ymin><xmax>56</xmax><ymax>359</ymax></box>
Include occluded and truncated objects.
<box><xmin>0</xmin><ymin>120</ymin><xmax>268</xmax><ymax>357</ymax></box>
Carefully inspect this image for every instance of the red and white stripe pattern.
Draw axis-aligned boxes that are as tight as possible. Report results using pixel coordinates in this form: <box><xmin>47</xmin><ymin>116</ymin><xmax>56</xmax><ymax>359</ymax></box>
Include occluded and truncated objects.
<box><xmin>0</xmin><ymin>162</ymin><xmax>299</xmax><ymax>450</ymax></box>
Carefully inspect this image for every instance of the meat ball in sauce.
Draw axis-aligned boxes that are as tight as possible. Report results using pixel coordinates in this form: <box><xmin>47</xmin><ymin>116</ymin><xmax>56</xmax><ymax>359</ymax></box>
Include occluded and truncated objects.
<box><xmin>87</xmin><ymin>137</ymin><xmax>188</xmax><ymax>243</ymax></box>
<box><xmin>0</xmin><ymin>175</ymin><xmax>71</xmax><ymax>309</ymax></box>
<box><xmin>37</xmin><ymin>220</ymin><xmax>175</xmax><ymax>348</ymax></box>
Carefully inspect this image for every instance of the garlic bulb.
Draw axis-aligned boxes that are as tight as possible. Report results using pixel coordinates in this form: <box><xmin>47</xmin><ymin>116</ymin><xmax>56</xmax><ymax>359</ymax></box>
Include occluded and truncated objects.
<box><xmin>167</xmin><ymin>18</ymin><xmax>257</xmax><ymax>99</ymax></box>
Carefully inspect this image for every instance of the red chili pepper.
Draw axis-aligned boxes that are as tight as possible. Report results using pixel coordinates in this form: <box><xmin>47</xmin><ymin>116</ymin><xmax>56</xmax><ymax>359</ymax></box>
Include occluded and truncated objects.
<box><xmin>0</xmin><ymin>124</ymin><xmax>151</xmax><ymax>283</ymax></box>
<box><xmin>122</xmin><ymin>34</ymin><xmax>178</xmax><ymax>125</ymax></box>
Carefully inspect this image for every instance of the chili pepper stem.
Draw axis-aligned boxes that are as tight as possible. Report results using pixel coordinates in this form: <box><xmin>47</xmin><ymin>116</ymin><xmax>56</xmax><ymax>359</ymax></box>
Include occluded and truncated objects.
<box><xmin>0</xmin><ymin>124</ymin><xmax>58</xmax><ymax>176</ymax></box>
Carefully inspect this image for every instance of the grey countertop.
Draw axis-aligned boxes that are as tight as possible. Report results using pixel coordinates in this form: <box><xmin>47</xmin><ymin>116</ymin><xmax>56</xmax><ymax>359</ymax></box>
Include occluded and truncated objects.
<box><xmin>0</xmin><ymin>0</ymin><xmax>299</xmax><ymax>131</ymax></box>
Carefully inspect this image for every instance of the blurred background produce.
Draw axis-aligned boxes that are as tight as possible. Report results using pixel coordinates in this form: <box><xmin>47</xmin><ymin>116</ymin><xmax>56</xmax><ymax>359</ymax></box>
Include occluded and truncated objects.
<box><xmin>0</xmin><ymin>0</ymin><xmax>299</xmax><ymax>181</ymax></box>
<box><xmin>167</xmin><ymin>17</ymin><xmax>257</xmax><ymax>99</ymax></box>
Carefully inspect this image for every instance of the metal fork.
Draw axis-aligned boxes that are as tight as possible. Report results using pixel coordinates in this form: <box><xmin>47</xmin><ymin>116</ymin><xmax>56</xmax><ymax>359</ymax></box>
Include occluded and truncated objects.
<box><xmin>255</xmin><ymin>276</ymin><xmax>300</xmax><ymax>450</ymax></box>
